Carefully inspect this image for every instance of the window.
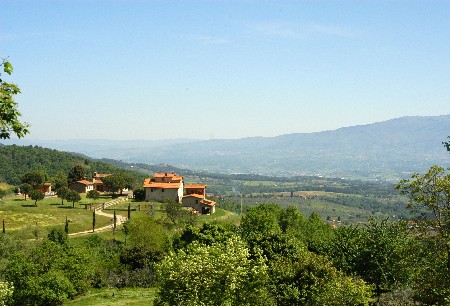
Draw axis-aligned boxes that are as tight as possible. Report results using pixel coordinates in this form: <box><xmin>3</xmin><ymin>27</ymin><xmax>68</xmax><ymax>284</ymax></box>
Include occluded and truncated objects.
<box><xmin>195</xmin><ymin>200</ymin><xmax>199</xmax><ymax>204</ymax></box>
<box><xmin>162</xmin><ymin>189</ymin><xmax>165</xmax><ymax>192</ymax></box>
<box><xmin>151</xmin><ymin>188</ymin><xmax>154</xmax><ymax>192</ymax></box>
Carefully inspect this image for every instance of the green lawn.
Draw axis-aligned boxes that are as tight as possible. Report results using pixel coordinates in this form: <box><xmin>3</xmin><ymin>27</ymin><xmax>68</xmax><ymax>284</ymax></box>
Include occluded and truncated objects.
<box><xmin>0</xmin><ymin>194</ymin><xmax>114</xmax><ymax>235</ymax></box>
<box><xmin>65</xmin><ymin>288</ymin><xmax>157</xmax><ymax>306</ymax></box>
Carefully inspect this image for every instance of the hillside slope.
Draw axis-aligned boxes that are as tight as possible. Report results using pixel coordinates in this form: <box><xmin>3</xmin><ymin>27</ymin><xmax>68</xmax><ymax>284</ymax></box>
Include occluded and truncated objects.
<box><xmin>113</xmin><ymin>115</ymin><xmax>450</xmax><ymax>179</ymax></box>
<box><xmin>2</xmin><ymin>115</ymin><xmax>450</xmax><ymax>179</ymax></box>
<box><xmin>0</xmin><ymin>145</ymin><xmax>146</xmax><ymax>185</ymax></box>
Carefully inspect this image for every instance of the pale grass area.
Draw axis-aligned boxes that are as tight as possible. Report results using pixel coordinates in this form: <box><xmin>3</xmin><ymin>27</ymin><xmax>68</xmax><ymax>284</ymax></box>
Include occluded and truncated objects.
<box><xmin>65</xmin><ymin>288</ymin><xmax>157</xmax><ymax>306</ymax></box>
<box><xmin>0</xmin><ymin>194</ymin><xmax>113</xmax><ymax>233</ymax></box>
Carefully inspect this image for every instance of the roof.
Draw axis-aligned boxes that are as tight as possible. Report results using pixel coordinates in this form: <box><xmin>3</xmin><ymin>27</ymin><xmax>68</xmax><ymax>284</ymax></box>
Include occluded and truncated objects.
<box><xmin>74</xmin><ymin>180</ymin><xmax>93</xmax><ymax>186</ymax></box>
<box><xmin>154</xmin><ymin>172</ymin><xmax>182</xmax><ymax>178</ymax></box>
<box><xmin>183</xmin><ymin>194</ymin><xmax>216</xmax><ymax>206</ymax></box>
<box><xmin>143</xmin><ymin>178</ymin><xmax>182</xmax><ymax>189</ymax></box>
<box><xmin>183</xmin><ymin>194</ymin><xmax>205</xmax><ymax>199</ymax></box>
<box><xmin>185</xmin><ymin>184</ymin><xmax>206</xmax><ymax>189</ymax></box>
<box><xmin>93</xmin><ymin>179</ymin><xmax>103</xmax><ymax>184</ymax></box>
<box><xmin>201</xmin><ymin>199</ymin><xmax>216</xmax><ymax>207</ymax></box>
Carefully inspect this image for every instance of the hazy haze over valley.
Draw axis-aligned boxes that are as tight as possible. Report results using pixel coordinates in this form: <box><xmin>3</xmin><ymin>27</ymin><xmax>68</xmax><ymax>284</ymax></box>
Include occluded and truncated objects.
<box><xmin>4</xmin><ymin>115</ymin><xmax>450</xmax><ymax>180</ymax></box>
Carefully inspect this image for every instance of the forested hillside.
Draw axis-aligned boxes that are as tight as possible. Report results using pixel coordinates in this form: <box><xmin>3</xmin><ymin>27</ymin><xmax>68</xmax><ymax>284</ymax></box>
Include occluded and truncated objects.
<box><xmin>0</xmin><ymin>145</ymin><xmax>146</xmax><ymax>185</ymax></box>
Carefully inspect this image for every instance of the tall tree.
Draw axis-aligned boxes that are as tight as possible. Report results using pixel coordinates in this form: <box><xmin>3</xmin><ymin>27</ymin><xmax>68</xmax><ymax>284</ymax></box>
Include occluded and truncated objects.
<box><xmin>0</xmin><ymin>57</ymin><xmax>29</xmax><ymax>139</ymax></box>
<box><xmin>103</xmin><ymin>172</ymin><xmax>135</xmax><ymax>196</ymax></box>
<box><xmin>18</xmin><ymin>183</ymin><xmax>32</xmax><ymax>200</ymax></box>
<box><xmin>53</xmin><ymin>171</ymin><xmax>68</xmax><ymax>190</ymax></box>
<box><xmin>57</xmin><ymin>187</ymin><xmax>69</xmax><ymax>205</ymax></box>
<box><xmin>397</xmin><ymin>165</ymin><xmax>450</xmax><ymax>272</ymax></box>
<box><xmin>21</xmin><ymin>171</ymin><xmax>45</xmax><ymax>188</ymax></box>
<box><xmin>443</xmin><ymin>136</ymin><xmax>450</xmax><ymax>152</ymax></box>
<box><xmin>29</xmin><ymin>190</ymin><xmax>44</xmax><ymax>206</ymax></box>
<box><xmin>68</xmin><ymin>165</ymin><xmax>86</xmax><ymax>183</ymax></box>
<box><xmin>155</xmin><ymin>236</ymin><xmax>272</xmax><ymax>306</ymax></box>
<box><xmin>65</xmin><ymin>190</ymin><xmax>81</xmax><ymax>208</ymax></box>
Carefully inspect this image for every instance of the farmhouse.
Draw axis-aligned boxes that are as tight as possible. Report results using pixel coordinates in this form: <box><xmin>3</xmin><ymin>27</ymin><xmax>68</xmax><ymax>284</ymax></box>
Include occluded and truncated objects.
<box><xmin>36</xmin><ymin>182</ymin><xmax>52</xmax><ymax>195</ymax></box>
<box><xmin>143</xmin><ymin>172</ymin><xmax>184</xmax><ymax>203</ymax></box>
<box><xmin>92</xmin><ymin>172</ymin><xmax>111</xmax><ymax>192</ymax></box>
<box><xmin>143</xmin><ymin>173</ymin><xmax>216</xmax><ymax>214</ymax></box>
<box><xmin>69</xmin><ymin>180</ymin><xmax>94</xmax><ymax>193</ymax></box>
<box><xmin>182</xmin><ymin>194</ymin><xmax>216</xmax><ymax>215</ymax></box>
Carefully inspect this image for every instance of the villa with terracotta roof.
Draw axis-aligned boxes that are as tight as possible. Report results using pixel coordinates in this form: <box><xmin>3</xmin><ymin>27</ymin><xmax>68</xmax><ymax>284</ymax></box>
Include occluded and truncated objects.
<box><xmin>143</xmin><ymin>172</ymin><xmax>216</xmax><ymax>214</ymax></box>
<box><xmin>143</xmin><ymin>172</ymin><xmax>184</xmax><ymax>203</ymax></box>
<box><xmin>182</xmin><ymin>193</ymin><xmax>216</xmax><ymax>215</ymax></box>
<box><xmin>69</xmin><ymin>180</ymin><xmax>94</xmax><ymax>193</ymax></box>
<box><xmin>92</xmin><ymin>172</ymin><xmax>111</xmax><ymax>192</ymax></box>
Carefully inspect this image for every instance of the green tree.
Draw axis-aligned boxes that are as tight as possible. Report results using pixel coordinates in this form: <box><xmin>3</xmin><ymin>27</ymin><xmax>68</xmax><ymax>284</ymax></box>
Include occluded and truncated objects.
<box><xmin>133</xmin><ymin>187</ymin><xmax>145</xmax><ymax>201</ymax></box>
<box><xmin>65</xmin><ymin>189</ymin><xmax>81</xmax><ymax>208</ymax></box>
<box><xmin>57</xmin><ymin>186</ymin><xmax>69</xmax><ymax>205</ymax></box>
<box><xmin>103</xmin><ymin>172</ymin><xmax>135</xmax><ymax>196</ymax></box>
<box><xmin>0</xmin><ymin>58</ymin><xmax>29</xmax><ymax>139</ymax></box>
<box><xmin>47</xmin><ymin>227</ymin><xmax>68</xmax><ymax>245</ymax></box>
<box><xmin>155</xmin><ymin>236</ymin><xmax>273</xmax><ymax>306</ymax></box>
<box><xmin>18</xmin><ymin>183</ymin><xmax>32</xmax><ymax>200</ymax></box>
<box><xmin>21</xmin><ymin>171</ymin><xmax>45</xmax><ymax>188</ymax></box>
<box><xmin>0</xmin><ymin>281</ymin><xmax>14</xmax><ymax>306</ymax></box>
<box><xmin>4</xmin><ymin>240</ymin><xmax>92</xmax><ymax>305</ymax></box>
<box><xmin>269</xmin><ymin>248</ymin><xmax>372</xmax><ymax>305</ymax></box>
<box><xmin>396</xmin><ymin>165</ymin><xmax>450</xmax><ymax>272</ymax></box>
<box><xmin>68</xmin><ymin>165</ymin><xmax>86</xmax><ymax>183</ymax></box>
<box><xmin>0</xmin><ymin>189</ymin><xmax>6</xmax><ymax>201</ymax></box>
<box><xmin>163</xmin><ymin>200</ymin><xmax>187</xmax><ymax>224</ymax></box>
<box><xmin>92</xmin><ymin>211</ymin><xmax>96</xmax><ymax>232</ymax></box>
<box><xmin>52</xmin><ymin>171</ymin><xmax>68</xmax><ymax>190</ymax></box>
<box><xmin>326</xmin><ymin>219</ymin><xmax>414</xmax><ymax>296</ymax></box>
<box><xmin>120</xmin><ymin>214</ymin><xmax>171</xmax><ymax>270</ymax></box>
<box><xmin>29</xmin><ymin>189</ymin><xmax>44</xmax><ymax>206</ymax></box>
<box><xmin>443</xmin><ymin>136</ymin><xmax>450</xmax><ymax>152</ymax></box>
<box><xmin>240</xmin><ymin>204</ymin><xmax>282</xmax><ymax>239</ymax></box>
<box><xmin>86</xmin><ymin>189</ymin><xmax>100</xmax><ymax>201</ymax></box>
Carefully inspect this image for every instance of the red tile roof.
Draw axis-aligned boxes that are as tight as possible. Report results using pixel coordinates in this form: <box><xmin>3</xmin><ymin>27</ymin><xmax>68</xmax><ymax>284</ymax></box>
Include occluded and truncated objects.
<box><xmin>75</xmin><ymin>180</ymin><xmax>93</xmax><ymax>186</ymax></box>
<box><xmin>183</xmin><ymin>194</ymin><xmax>205</xmax><ymax>199</ymax></box>
<box><xmin>201</xmin><ymin>199</ymin><xmax>216</xmax><ymax>207</ymax></box>
<box><xmin>185</xmin><ymin>184</ymin><xmax>206</xmax><ymax>189</ymax></box>
<box><xmin>143</xmin><ymin>178</ymin><xmax>182</xmax><ymax>189</ymax></box>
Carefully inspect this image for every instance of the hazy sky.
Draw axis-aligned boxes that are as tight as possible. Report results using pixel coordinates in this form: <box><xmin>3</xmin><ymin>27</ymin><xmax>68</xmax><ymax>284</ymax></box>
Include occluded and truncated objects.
<box><xmin>2</xmin><ymin>0</ymin><xmax>449</xmax><ymax>140</ymax></box>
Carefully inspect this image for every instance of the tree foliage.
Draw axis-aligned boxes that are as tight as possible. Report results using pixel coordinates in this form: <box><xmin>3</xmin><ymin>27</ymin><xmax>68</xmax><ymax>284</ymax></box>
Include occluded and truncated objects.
<box><xmin>102</xmin><ymin>172</ymin><xmax>135</xmax><ymax>195</ymax></box>
<box><xmin>18</xmin><ymin>183</ymin><xmax>31</xmax><ymax>200</ymax></box>
<box><xmin>0</xmin><ymin>58</ymin><xmax>29</xmax><ymax>139</ymax></box>
<box><xmin>4</xmin><ymin>240</ymin><xmax>92</xmax><ymax>305</ymax></box>
<box><xmin>56</xmin><ymin>187</ymin><xmax>69</xmax><ymax>205</ymax></box>
<box><xmin>86</xmin><ymin>190</ymin><xmax>100</xmax><ymax>201</ymax></box>
<box><xmin>325</xmin><ymin>219</ymin><xmax>414</xmax><ymax>295</ymax></box>
<box><xmin>155</xmin><ymin>236</ymin><xmax>272</xmax><ymax>306</ymax></box>
<box><xmin>29</xmin><ymin>189</ymin><xmax>44</xmax><ymax>206</ymax></box>
<box><xmin>68</xmin><ymin>165</ymin><xmax>86</xmax><ymax>183</ymax></box>
<box><xmin>396</xmin><ymin>165</ymin><xmax>450</xmax><ymax>271</ymax></box>
<box><xmin>21</xmin><ymin>171</ymin><xmax>45</xmax><ymax>188</ymax></box>
<box><xmin>65</xmin><ymin>190</ymin><xmax>81</xmax><ymax>208</ymax></box>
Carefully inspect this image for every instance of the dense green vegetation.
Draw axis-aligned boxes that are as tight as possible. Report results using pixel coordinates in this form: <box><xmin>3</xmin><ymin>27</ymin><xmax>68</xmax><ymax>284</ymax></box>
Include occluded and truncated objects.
<box><xmin>1</xmin><ymin>200</ymin><xmax>448</xmax><ymax>305</ymax></box>
<box><xmin>0</xmin><ymin>145</ymin><xmax>146</xmax><ymax>186</ymax></box>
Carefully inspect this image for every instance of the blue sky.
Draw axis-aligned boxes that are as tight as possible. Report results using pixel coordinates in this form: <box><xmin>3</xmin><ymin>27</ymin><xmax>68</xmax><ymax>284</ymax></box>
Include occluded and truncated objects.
<box><xmin>1</xmin><ymin>0</ymin><xmax>449</xmax><ymax>140</ymax></box>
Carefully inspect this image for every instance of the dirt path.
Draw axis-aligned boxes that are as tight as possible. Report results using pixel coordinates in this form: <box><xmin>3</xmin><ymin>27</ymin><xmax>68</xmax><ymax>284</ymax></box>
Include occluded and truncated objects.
<box><xmin>68</xmin><ymin>197</ymin><xmax>128</xmax><ymax>237</ymax></box>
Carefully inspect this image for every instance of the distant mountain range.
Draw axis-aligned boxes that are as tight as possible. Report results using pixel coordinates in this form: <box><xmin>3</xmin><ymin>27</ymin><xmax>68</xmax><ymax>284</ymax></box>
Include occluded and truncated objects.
<box><xmin>3</xmin><ymin>115</ymin><xmax>450</xmax><ymax>180</ymax></box>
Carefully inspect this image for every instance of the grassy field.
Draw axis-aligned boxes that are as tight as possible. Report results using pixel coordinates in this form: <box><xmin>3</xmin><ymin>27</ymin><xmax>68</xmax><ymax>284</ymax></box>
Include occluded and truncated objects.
<box><xmin>65</xmin><ymin>288</ymin><xmax>157</xmax><ymax>306</ymax></box>
<box><xmin>0</xmin><ymin>194</ymin><xmax>116</xmax><ymax>234</ymax></box>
